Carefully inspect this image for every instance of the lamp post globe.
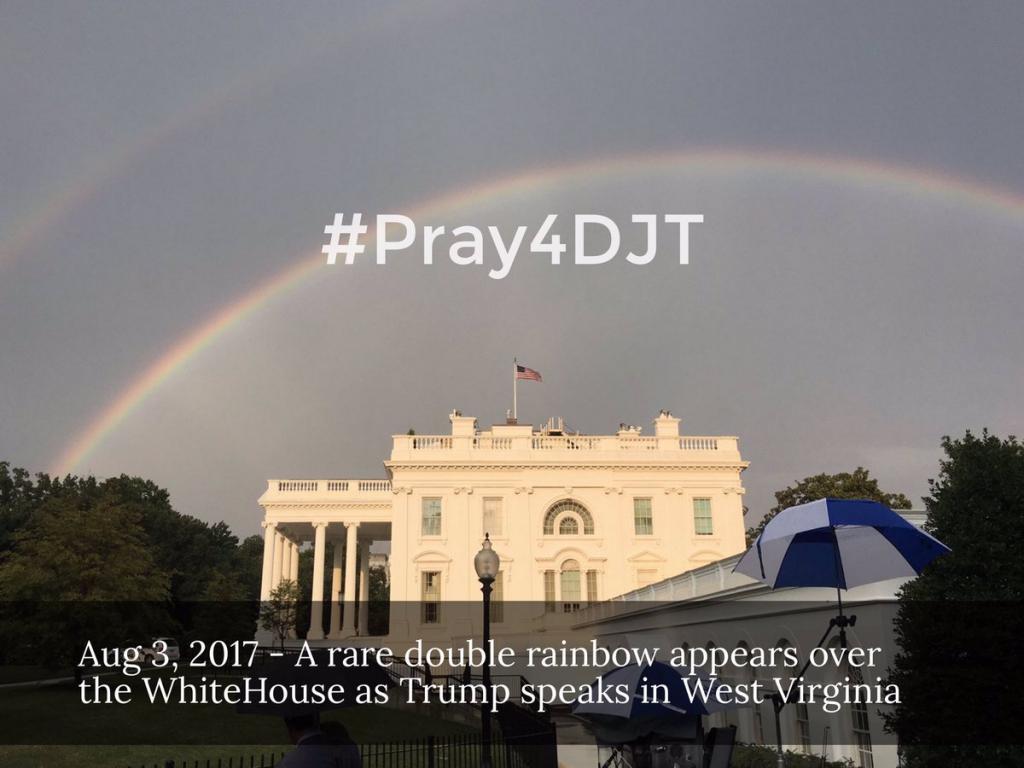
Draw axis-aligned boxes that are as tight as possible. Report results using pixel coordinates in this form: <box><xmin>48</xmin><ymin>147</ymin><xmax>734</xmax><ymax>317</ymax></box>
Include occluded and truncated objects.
<box><xmin>474</xmin><ymin>533</ymin><xmax>500</xmax><ymax>582</ymax></box>
<box><xmin>474</xmin><ymin>534</ymin><xmax>499</xmax><ymax>768</ymax></box>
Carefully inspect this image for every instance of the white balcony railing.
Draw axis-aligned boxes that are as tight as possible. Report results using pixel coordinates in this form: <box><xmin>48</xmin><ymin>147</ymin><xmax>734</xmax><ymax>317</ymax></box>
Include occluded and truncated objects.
<box><xmin>396</xmin><ymin>434</ymin><xmax>730</xmax><ymax>454</ymax></box>
<box><xmin>680</xmin><ymin>437</ymin><xmax>718</xmax><ymax>450</ymax></box>
<box><xmin>411</xmin><ymin>436</ymin><xmax>452</xmax><ymax>450</ymax></box>
<box><xmin>531</xmin><ymin>435</ymin><xmax>603</xmax><ymax>451</ymax></box>
<box><xmin>473</xmin><ymin>436</ymin><xmax>513</xmax><ymax>450</ymax></box>
<box><xmin>276</xmin><ymin>480</ymin><xmax>319</xmax><ymax>492</ymax></box>
<box><xmin>273</xmin><ymin>479</ymin><xmax>391</xmax><ymax>494</ymax></box>
<box><xmin>384</xmin><ymin>431</ymin><xmax>740</xmax><ymax>464</ymax></box>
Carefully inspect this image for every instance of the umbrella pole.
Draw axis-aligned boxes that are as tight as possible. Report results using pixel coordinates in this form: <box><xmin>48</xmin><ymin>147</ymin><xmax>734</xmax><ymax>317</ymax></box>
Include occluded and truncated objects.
<box><xmin>831</xmin><ymin>529</ymin><xmax>852</xmax><ymax>650</ymax></box>
<box><xmin>835</xmin><ymin>584</ymin><xmax>849</xmax><ymax>650</ymax></box>
<box><xmin>775</xmin><ymin>617</ymin><xmax>848</xmax><ymax>768</ymax></box>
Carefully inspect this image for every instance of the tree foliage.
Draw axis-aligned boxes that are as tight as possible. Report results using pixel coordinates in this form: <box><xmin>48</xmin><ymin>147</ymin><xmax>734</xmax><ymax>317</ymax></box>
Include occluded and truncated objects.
<box><xmin>0</xmin><ymin>487</ymin><xmax>171</xmax><ymax>672</ymax></box>
<box><xmin>0</xmin><ymin>462</ymin><xmax>264</xmax><ymax>667</ymax></box>
<box><xmin>260</xmin><ymin>579</ymin><xmax>301</xmax><ymax>650</ymax></box>
<box><xmin>368</xmin><ymin>564</ymin><xmax>389</xmax><ymax>636</ymax></box>
<box><xmin>746</xmin><ymin>467</ymin><xmax>911</xmax><ymax>543</ymax></box>
<box><xmin>0</xmin><ymin>491</ymin><xmax>169</xmax><ymax>601</ymax></box>
<box><xmin>885</xmin><ymin>431</ymin><xmax>1024</xmax><ymax>766</ymax></box>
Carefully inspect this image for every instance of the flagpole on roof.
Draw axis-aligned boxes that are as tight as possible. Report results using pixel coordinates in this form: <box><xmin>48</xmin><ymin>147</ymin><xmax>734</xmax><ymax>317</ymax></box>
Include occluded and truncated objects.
<box><xmin>512</xmin><ymin>357</ymin><xmax>518</xmax><ymax>422</ymax></box>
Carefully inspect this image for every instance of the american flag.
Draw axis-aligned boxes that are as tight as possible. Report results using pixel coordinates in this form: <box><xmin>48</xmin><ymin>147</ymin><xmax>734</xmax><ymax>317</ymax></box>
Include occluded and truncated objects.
<box><xmin>515</xmin><ymin>364</ymin><xmax>542</xmax><ymax>382</ymax></box>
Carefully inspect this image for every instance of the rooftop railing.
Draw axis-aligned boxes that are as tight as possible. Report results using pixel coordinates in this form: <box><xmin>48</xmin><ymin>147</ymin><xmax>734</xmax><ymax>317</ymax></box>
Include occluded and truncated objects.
<box><xmin>271</xmin><ymin>479</ymin><xmax>393</xmax><ymax>494</ymax></box>
<box><xmin>391</xmin><ymin>433</ymin><xmax>734</xmax><ymax>455</ymax></box>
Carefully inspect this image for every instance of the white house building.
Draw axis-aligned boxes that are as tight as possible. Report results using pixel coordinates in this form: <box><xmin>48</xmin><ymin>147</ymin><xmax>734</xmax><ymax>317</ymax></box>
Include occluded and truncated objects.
<box><xmin>257</xmin><ymin>409</ymin><xmax>919</xmax><ymax>767</ymax></box>
<box><xmin>257</xmin><ymin>409</ymin><xmax>749</xmax><ymax>640</ymax></box>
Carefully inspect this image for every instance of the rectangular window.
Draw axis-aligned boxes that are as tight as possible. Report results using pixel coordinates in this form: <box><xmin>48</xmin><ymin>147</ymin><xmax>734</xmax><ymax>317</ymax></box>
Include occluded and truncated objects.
<box><xmin>633</xmin><ymin>498</ymin><xmax>653</xmax><ymax>535</ymax></box>
<box><xmin>420</xmin><ymin>571</ymin><xmax>441</xmax><ymax>624</ymax></box>
<box><xmin>561</xmin><ymin>569</ymin><xmax>581</xmax><ymax>613</ymax></box>
<box><xmin>421</xmin><ymin>497</ymin><xmax>442</xmax><ymax>536</ymax></box>
<box><xmin>482</xmin><ymin>497</ymin><xmax>503</xmax><ymax>537</ymax></box>
<box><xmin>753</xmin><ymin>690</ymin><xmax>767</xmax><ymax>744</ymax></box>
<box><xmin>586</xmin><ymin>570</ymin><xmax>599</xmax><ymax>604</ymax></box>
<box><xmin>796</xmin><ymin>702</ymin><xmax>811</xmax><ymax>753</ymax></box>
<box><xmin>850</xmin><ymin>670</ymin><xmax>874</xmax><ymax>768</ymax></box>
<box><xmin>490</xmin><ymin>571</ymin><xmax>504</xmax><ymax>624</ymax></box>
<box><xmin>753</xmin><ymin>696</ymin><xmax>761</xmax><ymax>745</ymax></box>
<box><xmin>693</xmin><ymin>497</ymin><xmax>714</xmax><ymax>535</ymax></box>
<box><xmin>543</xmin><ymin>570</ymin><xmax>556</xmax><ymax>613</ymax></box>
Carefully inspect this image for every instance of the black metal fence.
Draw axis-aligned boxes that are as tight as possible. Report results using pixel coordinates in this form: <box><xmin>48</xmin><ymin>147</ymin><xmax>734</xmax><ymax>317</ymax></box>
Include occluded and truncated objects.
<box><xmin>137</xmin><ymin>755</ymin><xmax>286</xmax><ymax>768</ymax></box>
<box><xmin>362</xmin><ymin>729</ymin><xmax>557</xmax><ymax>768</ymax></box>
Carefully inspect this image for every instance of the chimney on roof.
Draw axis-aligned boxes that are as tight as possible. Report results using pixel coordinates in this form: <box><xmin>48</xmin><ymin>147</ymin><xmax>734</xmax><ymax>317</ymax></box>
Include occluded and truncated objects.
<box><xmin>450</xmin><ymin>410</ymin><xmax>477</xmax><ymax>436</ymax></box>
<box><xmin>654</xmin><ymin>410</ymin><xmax>680</xmax><ymax>437</ymax></box>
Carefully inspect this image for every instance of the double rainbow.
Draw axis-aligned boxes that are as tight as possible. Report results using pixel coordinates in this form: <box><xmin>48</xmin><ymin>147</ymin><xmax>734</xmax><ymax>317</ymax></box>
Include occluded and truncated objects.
<box><xmin>52</xmin><ymin>148</ymin><xmax>1024</xmax><ymax>475</ymax></box>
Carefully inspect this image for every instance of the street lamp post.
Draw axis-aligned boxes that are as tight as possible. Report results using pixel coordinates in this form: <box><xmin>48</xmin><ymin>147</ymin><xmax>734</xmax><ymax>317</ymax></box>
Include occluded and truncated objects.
<box><xmin>474</xmin><ymin>533</ymin><xmax>500</xmax><ymax>768</ymax></box>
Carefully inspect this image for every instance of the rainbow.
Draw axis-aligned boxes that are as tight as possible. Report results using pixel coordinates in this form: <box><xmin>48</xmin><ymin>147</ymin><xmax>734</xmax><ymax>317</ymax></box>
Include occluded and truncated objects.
<box><xmin>51</xmin><ymin>148</ymin><xmax>1024</xmax><ymax>476</ymax></box>
<box><xmin>0</xmin><ymin>0</ymin><xmax>462</xmax><ymax>272</ymax></box>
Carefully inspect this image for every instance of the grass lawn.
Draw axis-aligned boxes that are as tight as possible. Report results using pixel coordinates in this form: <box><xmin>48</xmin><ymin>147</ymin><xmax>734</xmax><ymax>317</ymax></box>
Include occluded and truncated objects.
<box><xmin>0</xmin><ymin>666</ymin><xmax>67</xmax><ymax>685</ymax></box>
<box><xmin>0</xmin><ymin>678</ymin><xmax>474</xmax><ymax>768</ymax></box>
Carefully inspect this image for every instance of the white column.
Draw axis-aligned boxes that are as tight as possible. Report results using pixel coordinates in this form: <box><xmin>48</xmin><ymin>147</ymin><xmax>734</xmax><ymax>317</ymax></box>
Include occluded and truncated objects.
<box><xmin>358</xmin><ymin>540</ymin><xmax>371</xmax><ymax>635</ymax></box>
<box><xmin>283</xmin><ymin>537</ymin><xmax>298</xmax><ymax>639</ymax></box>
<box><xmin>328</xmin><ymin>541</ymin><xmax>343</xmax><ymax>639</ymax></box>
<box><xmin>309</xmin><ymin>522</ymin><xmax>328</xmax><ymax>640</ymax></box>
<box><xmin>271</xmin><ymin>531</ymin><xmax>285</xmax><ymax>590</ymax></box>
<box><xmin>341</xmin><ymin>522</ymin><xmax>359</xmax><ymax>636</ymax></box>
<box><xmin>260</xmin><ymin>522</ymin><xmax>277</xmax><ymax>600</ymax></box>
<box><xmin>281</xmin><ymin>537</ymin><xmax>292</xmax><ymax>585</ymax></box>
<box><xmin>289</xmin><ymin>540</ymin><xmax>299</xmax><ymax>583</ymax></box>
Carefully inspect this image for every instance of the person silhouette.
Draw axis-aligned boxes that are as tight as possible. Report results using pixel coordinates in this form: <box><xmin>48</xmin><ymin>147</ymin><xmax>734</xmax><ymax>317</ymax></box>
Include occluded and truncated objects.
<box><xmin>278</xmin><ymin>712</ymin><xmax>362</xmax><ymax>768</ymax></box>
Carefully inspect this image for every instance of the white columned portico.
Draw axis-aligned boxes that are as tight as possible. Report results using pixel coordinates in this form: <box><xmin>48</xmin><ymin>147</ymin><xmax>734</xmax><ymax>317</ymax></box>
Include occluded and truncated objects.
<box><xmin>358</xmin><ymin>541</ymin><xmax>370</xmax><ymax>635</ymax></box>
<box><xmin>260</xmin><ymin>522</ymin><xmax>277</xmax><ymax>600</ymax></box>
<box><xmin>341</xmin><ymin>522</ymin><xmax>359</xmax><ymax>636</ymax></box>
<box><xmin>309</xmin><ymin>522</ymin><xmax>328</xmax><ymax>640</ymax></box>
<box><xmin>289</xmin><ymin>540</ymin><xmax>299</xmax><ymax>583</ymax></box>
<box><xmin>328</xmin><ymin>541</ymin><xmax>343</xmax><ymax>639</ymax></box>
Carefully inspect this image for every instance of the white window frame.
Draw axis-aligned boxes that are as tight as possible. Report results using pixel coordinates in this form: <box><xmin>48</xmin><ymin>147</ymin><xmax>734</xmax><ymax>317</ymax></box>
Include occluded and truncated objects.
<box><xmin>633</xmin><ymin>497</ymin><xmax>654</xmax><ymax>536</ymax></box>
<box><xmin>693</xmin><ymin>497</ymin><xmax>714</xmax><ymax>536</ymax></box>
<box><xmin>482</xmin><ymin>497</ymin><xmax>504</xmax><ymax>538</ymax></box>
<box><xmin>420</xmin><ymin>570</ymin><xmax>442</xmax><ymax>624</ymax></box>
<box><xmin>421</xmin><ymin>497</ymin><xmax>442</xmax><ymax>537</ymax></box>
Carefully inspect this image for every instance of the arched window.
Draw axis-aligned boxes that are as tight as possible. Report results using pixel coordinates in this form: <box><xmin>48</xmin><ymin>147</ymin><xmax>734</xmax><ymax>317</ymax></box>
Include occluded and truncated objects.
<box><xmin>560</xmin><ymin>559</ymin><xmax>581</xmax><ymax>612</ymax></box>
<box><xmin>543</xmin><ymin>500</ymin><xmax>594</xmax><ymax>535</ymax></box>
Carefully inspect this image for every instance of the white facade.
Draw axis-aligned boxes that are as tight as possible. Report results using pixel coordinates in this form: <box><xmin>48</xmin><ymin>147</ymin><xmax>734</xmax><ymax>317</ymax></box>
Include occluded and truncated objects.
<box><xmin>257</xmin><ymin>410</ymin><xmax>748</xmax><ymax>640</ymax></box>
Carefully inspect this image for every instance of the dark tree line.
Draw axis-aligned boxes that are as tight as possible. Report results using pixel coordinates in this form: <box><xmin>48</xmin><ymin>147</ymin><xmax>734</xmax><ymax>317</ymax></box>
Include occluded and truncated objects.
<box><xmin>885</xmin><ymin>432</ymin><xmax>1024</xmax><ymax>766</ymax></box>
<box><xmin>746</xmin><ymin>466</ymin><xmax>912</xmax><ymax>544</ymax></box>
<box><xmin>0</xmin><ymin>462</ymin><xmax>264</xmax><ymax>672</ymax></box>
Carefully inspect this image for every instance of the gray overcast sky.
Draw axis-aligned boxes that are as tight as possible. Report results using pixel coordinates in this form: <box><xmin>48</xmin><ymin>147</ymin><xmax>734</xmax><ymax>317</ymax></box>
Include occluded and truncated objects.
<box><xmin>2</xmin><ymin>1</ymin><xmax>1023</xmax><ymax>535</ymax></box>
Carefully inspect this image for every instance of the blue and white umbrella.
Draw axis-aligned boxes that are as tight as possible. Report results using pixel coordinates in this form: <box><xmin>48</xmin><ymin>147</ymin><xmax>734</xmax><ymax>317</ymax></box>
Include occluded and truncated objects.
<box><xmin>734</xmin><ymin>498</ymin><xmax>950</xmax><ymax>589</ymax></box>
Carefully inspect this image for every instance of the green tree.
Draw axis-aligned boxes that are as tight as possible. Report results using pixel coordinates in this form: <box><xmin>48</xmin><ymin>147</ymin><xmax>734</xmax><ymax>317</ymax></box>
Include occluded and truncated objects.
<box><xmin>260</xmin><ymin>579</ymin><xmax>301</xmax><ymax>650</ymax></box>
<box><xmin>0</xmin><ymin>490</ymin><xmax>171</xmax><ymax>675</ymax></box>
<box><xmin>0</xmin><ymin>463</ymin><xmax>267</xmax><ymax>647</ymax></box>
<box><xmin>235</xmin><ymin>534</ymin><xmax>266</xmax><ymax>601</ymax></box>
<box><xmin>0</xmin><ymin>491</ymin><xmax>169</xmax><ymax>601</ymax></box>
<box><xmin>192</xmin><ymin>570</ymin><xmax>257</xmax><ymax>642</ymax></box>
<box><xmin>747</xmin><ymin>467</ymin><xmax>911</xmax><ymax>543</ymax></box>
<box><xmin>885</xmin><ymin>431</ymin><xmax>1024</xmax><ymax>765</ymax></box>
<box><xmin>368</xmin><ymin>565</ymin><xmax>389</xmax><ymax>636</ymax></box>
